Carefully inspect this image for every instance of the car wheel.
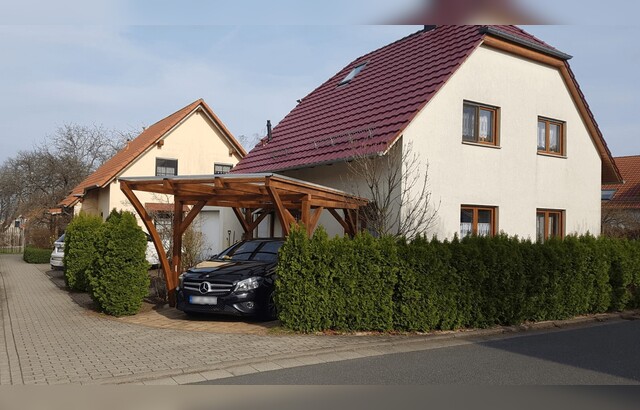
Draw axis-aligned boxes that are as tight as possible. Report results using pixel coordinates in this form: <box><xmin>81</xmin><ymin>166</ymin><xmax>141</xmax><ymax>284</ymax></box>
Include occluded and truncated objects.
<box><xmin>261</xmin><ymin>291</ymin><xmax>278</xmax><ymax>321</ymax></box>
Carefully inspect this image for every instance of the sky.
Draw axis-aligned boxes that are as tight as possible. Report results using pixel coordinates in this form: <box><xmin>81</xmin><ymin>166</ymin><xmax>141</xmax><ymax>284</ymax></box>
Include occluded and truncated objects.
<box><xmin>1</xmin><ymin>1</ymin><xmax>639</xmax><ymax>164</ymax></box>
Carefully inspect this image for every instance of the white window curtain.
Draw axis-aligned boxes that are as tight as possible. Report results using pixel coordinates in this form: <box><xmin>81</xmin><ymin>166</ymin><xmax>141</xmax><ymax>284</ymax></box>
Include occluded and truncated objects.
<box><xmin>477</xmin><ymin>223</ymin><xmax>491</xmax><ymax>237</ymax></box>
<box><xmin>463</xmin><ymin>106</ymin><xmax>475</xmax><ymax>139</ymax></box>
<box><xmin>479</xmin><ymin>113</ymin><xmax>489</xmax><ymax>140</ymax></box>
<box><xmin>538</xmin><ymin>122</ymin><xmax>546</xmax><ymax>150</ymax></box>
<box><xmin>536</xmin><ymin>214</ymin><xmax>545</xmax><ymax>242</ymax></box>
<box><xmin>460</xmin><ymin>222</ymin><xmax>472</xmax><ymax>237</ymax></box>
<box><xmin>549</xmin><ymin>124</ymin><xmax>559</xmax><ymax>152</ymax></box>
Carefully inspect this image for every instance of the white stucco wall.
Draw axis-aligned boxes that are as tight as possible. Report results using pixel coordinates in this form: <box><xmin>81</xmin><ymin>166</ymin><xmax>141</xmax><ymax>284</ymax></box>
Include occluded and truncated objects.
<box><xmin>400</xmin><ymin>44</ymin><xmax>602</xmax><ymax>239</ymax></box>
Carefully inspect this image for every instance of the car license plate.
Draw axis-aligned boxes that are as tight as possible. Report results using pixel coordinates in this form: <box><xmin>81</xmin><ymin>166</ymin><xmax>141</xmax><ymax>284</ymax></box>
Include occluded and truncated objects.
<box><xmin>190</xmin><ymin>296</ymin><xmax>218</xmax><ymax>305</ymax></box>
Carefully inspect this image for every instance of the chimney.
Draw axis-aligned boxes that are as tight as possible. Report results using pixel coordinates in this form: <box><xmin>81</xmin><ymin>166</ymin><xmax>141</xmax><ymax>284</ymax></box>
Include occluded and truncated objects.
<box><xmin>267</xmin><ymin>120</ymin><xmax>272</xmax><ymax>142</ymax></box>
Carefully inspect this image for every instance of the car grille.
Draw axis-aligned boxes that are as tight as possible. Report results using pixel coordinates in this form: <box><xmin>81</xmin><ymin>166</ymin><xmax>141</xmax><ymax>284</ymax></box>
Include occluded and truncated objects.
<box><xmin>183</xmin><ymin>280</ymin><xmax>234</xmax><ymax>296</ymax></box>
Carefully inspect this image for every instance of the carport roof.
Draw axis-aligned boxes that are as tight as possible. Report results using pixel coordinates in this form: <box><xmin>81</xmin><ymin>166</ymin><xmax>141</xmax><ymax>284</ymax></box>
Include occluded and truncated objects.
<box><xmin>119</xmin><ymin>173</ymin><xmax>367</xmax><ymax>209</ymax></box>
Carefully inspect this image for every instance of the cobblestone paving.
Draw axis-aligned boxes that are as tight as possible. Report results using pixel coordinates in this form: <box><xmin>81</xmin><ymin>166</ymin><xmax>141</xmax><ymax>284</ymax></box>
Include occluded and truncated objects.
<box><xmin>0</xmin><ymin>254</ymin><xmax>396</xmax><ymax>385</ymax></box>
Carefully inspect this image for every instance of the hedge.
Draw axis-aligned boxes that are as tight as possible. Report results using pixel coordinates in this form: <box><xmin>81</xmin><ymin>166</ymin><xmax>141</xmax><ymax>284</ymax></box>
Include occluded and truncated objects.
<box><xmin>23</xmin><ymin>246</ymin><xmax>51</xmax><ymax>264</ymax></box>
<box><xmin>276</xmin><ymin>226</ymin><xmax>640</xmax><ymax>332</ymax></box>
<box><xmin>88</xmin><ymin>210</ymin><xmax>150</xmax><ymax>316</ymax></box>
<box><xmin>64</xmin><ymin>213</ymin><xmax>103</xmax><ymax>291</ymax></box>
<box><xmin>275</xmin><ymin>227</ymin><xmax>398</xmax><ymax>332</ymax></box>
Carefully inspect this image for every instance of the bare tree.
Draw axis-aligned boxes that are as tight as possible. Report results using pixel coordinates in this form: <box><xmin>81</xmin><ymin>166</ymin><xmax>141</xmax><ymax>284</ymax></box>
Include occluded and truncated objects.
<box><xmin>0</xmin><ymin>123</ymin><xmax>137</xmax><ymax>233</ymax></box>
<box><xmin>602</xmin><ymin>208</ymin><xmax>640</xmax><ymax>239</ymax></box>
<box><xmin>346</xmin><ymin>140</ymin><xmax>439</xmax><ymax>239</ymax></box>
<box><xmin>237</xmin><ymin>132</ymin><xmax>264</xmax><ymax>152</ymax></box>
<box><xmin>41</xmin><ymin>124</ymin><xmax>134</xmax><ymax>172</ymax></box>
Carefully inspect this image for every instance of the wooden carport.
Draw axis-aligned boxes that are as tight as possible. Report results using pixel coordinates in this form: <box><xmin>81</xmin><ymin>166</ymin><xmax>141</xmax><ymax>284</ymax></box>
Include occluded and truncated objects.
<box><xmin>119</xmin><ymin>173</ymin><xmax>368</xmax><ymax>306</ymax></box>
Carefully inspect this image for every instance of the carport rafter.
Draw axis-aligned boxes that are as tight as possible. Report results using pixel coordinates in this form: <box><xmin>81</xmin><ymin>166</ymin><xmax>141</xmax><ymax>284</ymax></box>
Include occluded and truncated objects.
<box><xmin>120</xmin><ymin>173</ymin><xmax>367</xmax><ymax>306</ymax></box>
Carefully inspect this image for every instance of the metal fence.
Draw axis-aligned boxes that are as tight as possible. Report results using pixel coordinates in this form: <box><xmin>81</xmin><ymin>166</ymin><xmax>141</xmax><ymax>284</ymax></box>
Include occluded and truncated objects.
<box><xmin>0</xmin><ymin>226</ymin><xmax>25</xmax><ymax>254</ymax></box>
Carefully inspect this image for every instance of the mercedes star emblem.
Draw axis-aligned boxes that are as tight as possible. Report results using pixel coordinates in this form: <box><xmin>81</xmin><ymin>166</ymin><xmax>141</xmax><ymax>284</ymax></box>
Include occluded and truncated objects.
<box><xmin>199</xmin><ymin>282</ymin><xmax>211</xmax><ymax>294</ymax></box>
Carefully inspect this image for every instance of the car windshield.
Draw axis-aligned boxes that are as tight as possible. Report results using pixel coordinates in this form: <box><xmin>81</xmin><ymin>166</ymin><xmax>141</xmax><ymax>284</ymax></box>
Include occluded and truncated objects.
<box><xmin>217</xmin><ymin>240</ymin><xmax>283</xmax><ymax>262</ymax></box>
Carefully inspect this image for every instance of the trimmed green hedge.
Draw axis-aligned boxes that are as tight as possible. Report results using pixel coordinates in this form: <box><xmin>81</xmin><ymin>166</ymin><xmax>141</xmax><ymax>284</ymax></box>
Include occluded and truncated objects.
<box><xmin>276</xmin><ymin>228</ymin><xmax>398</xmax><ymax>332</ymax></box>
<box><xmin>88</xmin><ymin>210</ymin><xmax>150</xmax><ymax>316</ymax></box>
<box><xmin>23</xmin><ymin>246</ymin><xmax>51</xmax><ymax>264</ymax></box>
<box><xmin>64</xmin><ymin>213</ymin><xmax>103</xmax><ymax>291</ymax></box>
<box><xmin>276</xmin><ymin>226</ymin><xmax>640</xmax><ymax>332</ymax></box>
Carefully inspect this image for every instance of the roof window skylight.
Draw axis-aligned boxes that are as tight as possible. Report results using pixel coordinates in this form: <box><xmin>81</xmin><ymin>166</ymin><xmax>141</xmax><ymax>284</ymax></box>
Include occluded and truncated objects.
<box><xmin>339</xmin><ymin>62</ymin><xmax>366</xmax><ymax>86</ymax></box>
<box><xmin>601</xmin><ymin>189</ymin><xmax>617</xmax><ymax>201</ymax></box>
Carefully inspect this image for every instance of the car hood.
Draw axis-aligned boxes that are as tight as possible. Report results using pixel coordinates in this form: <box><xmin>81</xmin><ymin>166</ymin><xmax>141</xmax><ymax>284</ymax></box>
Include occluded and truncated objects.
<box><xmin>184</xmin><ymin>259</ymin><xmax>274</xmax><ymax>281</ymax></box>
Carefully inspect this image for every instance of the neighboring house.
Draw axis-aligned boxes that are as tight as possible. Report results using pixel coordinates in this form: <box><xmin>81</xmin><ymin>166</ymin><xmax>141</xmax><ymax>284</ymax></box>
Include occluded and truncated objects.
<box><xmin>60</xmin><ymin>99</ymin><xmax>247</xmax><ymax>256</ymax></box>
<box><xmin>233</xmin><ymin>25</ymin><xmax>622</xmax><ymax>241</ymax></box>
<box><xmin>0</xmin><ymin>216</ymin><xmax>25</xmax><ymax>253</ymax></box>
<box><xmin>602</xmin><ymin>155</ymin><xmax>640</xmax><ymax>238</ymax></box>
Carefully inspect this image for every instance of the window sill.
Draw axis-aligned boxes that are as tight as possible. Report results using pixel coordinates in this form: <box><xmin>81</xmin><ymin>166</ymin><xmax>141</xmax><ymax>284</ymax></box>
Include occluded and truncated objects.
<box><xmin>462</xmin><ymin>141</ymin><xmax>501</xmax><ymax>150</ymax></box>
<box><xmin>537</xmin><ymin>152</ymin><xmax>567</xmax><ymax>159</ymax></box>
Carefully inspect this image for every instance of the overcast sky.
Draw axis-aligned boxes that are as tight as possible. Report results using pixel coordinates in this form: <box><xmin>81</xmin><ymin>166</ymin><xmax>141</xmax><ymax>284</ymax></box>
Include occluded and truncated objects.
<box><xmin>1</xmin><ymin>3</ymin><xmax>639</xmax><ymax>163</ymax></box>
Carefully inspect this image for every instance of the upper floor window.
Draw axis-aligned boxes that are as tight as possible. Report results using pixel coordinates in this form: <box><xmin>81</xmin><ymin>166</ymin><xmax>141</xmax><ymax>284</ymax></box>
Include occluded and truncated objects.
<box><xmin>460</xmin><ymin>205</ymin><xmax>497</xmax><ymax>237</ymax></box>
<box><xmin>537</xmin><ymin>117</ymin><xmax>565</xmax><ymax>156</ymax></box>
<box><xmin>462</xmin><ymin>102</ymin><xmax>499</xmax><ymax>146</ymax></box>
<box><xmin>536</xmin><ymin>209</ymin><xmax>564</xmax><ymax>242</ymax></box>
<box><xmin>156</xmin><ymin>158</ymin><xmax>178</xmax><ymax>177</ymax></box>
<box><xmin>214</xmin><ymin>163</ymin><xmax>233</xmax><ymax>175</ymax></box>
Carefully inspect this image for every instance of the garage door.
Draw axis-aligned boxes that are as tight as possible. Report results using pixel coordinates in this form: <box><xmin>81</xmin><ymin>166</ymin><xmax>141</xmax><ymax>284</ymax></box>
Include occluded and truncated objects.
<box><xmin>199</xmin><ymin>210</ymin><xmax>220</xmax><ymax>260</ymax></box>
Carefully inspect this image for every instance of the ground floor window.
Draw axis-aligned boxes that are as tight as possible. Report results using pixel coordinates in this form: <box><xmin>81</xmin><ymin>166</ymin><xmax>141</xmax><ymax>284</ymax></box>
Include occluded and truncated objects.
<box><xmin>536</xmin><ymin>209</ymin><xmax>564</xmax><ymax>242</ymax></box>
<box><xmin>460</xmin><ymin>206</ymin><xmax>496</xmax><ymax>237</ymax></box>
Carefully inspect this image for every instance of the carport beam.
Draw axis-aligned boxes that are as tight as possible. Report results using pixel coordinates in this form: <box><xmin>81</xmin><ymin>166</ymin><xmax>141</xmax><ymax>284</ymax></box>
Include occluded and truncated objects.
<box><xmin>120</xmin><ymin>181</ymin><xmax>176</xmax><ymax>306</ymax></box>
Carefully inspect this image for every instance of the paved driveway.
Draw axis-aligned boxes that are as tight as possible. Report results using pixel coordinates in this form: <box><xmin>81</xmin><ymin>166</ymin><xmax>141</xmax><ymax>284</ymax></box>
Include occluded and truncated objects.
<box><xmin>0</xmin><ymin>254</ymin><xmax>394</xmax><ymax>385</ymax></box>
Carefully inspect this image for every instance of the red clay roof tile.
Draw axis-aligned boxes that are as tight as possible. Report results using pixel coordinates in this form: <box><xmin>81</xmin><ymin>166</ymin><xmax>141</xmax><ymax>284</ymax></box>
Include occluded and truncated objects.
<box><xmin>603</xmin><ymin>156</ymin><xmax>640</xmax><ymax>209</ymax></box>
<box><xmin>233</xmin><ymin>25</ymin><xmax>620</xmax><ymax>184</ymax></box>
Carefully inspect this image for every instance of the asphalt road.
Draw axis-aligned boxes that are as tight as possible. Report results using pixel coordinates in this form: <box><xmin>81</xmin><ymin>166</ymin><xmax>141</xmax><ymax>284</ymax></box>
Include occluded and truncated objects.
<box><xmin>196</xmin><ymin>320</ymin><xmax>640</xmax><ymax>385</ymax></box>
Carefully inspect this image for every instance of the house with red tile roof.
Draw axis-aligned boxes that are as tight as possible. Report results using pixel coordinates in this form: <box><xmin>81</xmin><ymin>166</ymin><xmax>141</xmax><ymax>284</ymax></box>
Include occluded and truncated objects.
<box><xmin>602</xmin><ymin>155</ymin><xmax>640</xmax><ymax>237</ymax></box>
<box><xmin>60</xmin><ymin>99</ymin><xmax>247</xmax><ymax>255</ymax></box>
<box><xmin>235</xmin><ymin>25</ymin><xmax>621</xmax><ymax>240</ymax></box>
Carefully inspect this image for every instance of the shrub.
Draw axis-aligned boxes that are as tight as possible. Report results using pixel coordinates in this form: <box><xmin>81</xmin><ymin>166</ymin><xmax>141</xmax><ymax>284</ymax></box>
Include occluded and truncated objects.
<box><xmin>275</xmin><ymin>225</ymin><xmax>397</xmax><ymax>332</ymax></box>
<box><xmin>395</xmin><ymin>236</ymin><xmax>458</xmax><ymax>331</ymax></box>
<box><xmin>89</xmin><ymin>210</ymin><xmax>150</xmax><ymax>316</ymax></box>
<box><xmin>23</xmin><ymin>246</ymin><xmax>51</xmax><ymax>264</ymax></box>
<box><xmin>276</xmin><ymin>230</ymin><xmax>640</xmax><ymax>333</ymax></box>
<box><xmin>63</xmin><ymin>213</ymin><xmax>103</xmax><ymax>291</ymax></box>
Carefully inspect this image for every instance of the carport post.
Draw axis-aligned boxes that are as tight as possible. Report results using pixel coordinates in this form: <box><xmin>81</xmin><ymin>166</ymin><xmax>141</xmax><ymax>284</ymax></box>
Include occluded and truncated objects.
<box><xmin>171</xmin><ymin>199</ymin><xmax>185</xmax><ymax>304</ymax></box>
<box><xmin>120</xmin><ymin>181</ymin><xmax>177</xmax><ymax>306</ymax></box>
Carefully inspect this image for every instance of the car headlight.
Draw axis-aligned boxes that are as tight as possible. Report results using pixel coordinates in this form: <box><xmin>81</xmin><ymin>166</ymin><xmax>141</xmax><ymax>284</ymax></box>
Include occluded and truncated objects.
<box><xmin>178</xmin><ymin>274</ymin><xmax>185</xmax><ymax>290</ymax></box>
<box><xmin>234</xmin><ymin>277</ymin><xmax>261</xmax><ymax>292</ymax></box>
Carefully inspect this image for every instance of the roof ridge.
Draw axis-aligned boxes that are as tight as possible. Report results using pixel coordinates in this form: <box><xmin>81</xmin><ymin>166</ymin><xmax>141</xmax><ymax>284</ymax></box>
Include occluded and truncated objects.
<box><xmin>146</xmin><ymin>98</ymin><xmax>203</xmax><ymax>133</ymax></box>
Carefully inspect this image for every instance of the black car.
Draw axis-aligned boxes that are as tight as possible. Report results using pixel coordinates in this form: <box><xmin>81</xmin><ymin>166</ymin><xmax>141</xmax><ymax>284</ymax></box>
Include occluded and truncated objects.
<box><xmin>176</xmin><ymin>238</ymin><xmax>284</xmax><ymax>320</ymax></box>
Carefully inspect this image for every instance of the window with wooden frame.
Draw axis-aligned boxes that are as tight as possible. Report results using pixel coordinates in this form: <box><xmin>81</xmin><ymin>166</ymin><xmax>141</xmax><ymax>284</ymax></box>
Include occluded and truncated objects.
<box><xmin>460</xmin><ymin>206</ymin><xmax>497</xmax><ymax>237</ymax></box>
<box><xmin>536</xmin><ymin>209</ymin><xmax>564</xmax><ymax>242</ymax></box>
<box><xmin>537</xmin><ymin>117</ymin><xmax>565</xmax><ymax>156</ymax></box>
<box><xmin>462</xmin><ymin>102</ymin><xmax>499</xmax><ymax>146</ymax></box>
